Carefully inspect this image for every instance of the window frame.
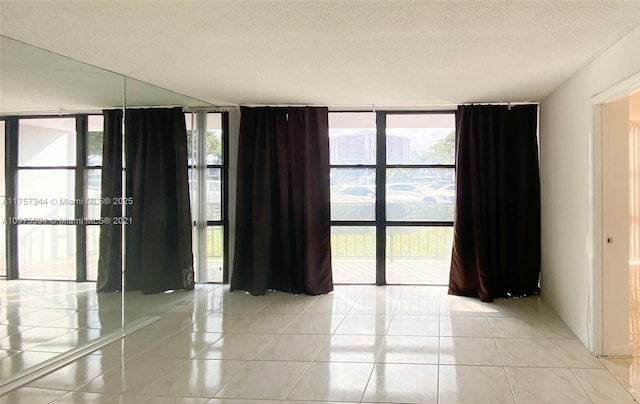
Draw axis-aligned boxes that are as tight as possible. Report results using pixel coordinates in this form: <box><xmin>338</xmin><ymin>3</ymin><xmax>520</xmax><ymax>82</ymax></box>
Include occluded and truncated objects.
<box><xmin>329</xmin><ymin>110</ymin><xmax>457</xmax><ymax>285</ymax></box>
<box><xmin>3</xmin><ymin>114</ymin><xmax>86</xmax><ymax>280</ymax></box>
<box><xmin>187</xmin><ymin>110</ymin><xmax>228</xmax><ymax>284</ymax></box>
<box><xmin>2</xmin><ymin>111</ymin><xmax>229</xmax><ymax>284</ymax></box>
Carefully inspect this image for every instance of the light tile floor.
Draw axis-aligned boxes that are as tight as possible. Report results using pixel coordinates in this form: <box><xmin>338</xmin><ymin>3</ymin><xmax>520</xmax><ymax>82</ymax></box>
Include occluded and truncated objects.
<box><xmin>1</xmin><ymin>282</ymin><xmax>638</xmax><ymax>403</ymax></box>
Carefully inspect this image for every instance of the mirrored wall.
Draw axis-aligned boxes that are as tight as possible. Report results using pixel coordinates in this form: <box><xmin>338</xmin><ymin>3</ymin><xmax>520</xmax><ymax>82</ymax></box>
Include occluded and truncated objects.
<box><xmin>0</xmin><ymin>35</ymin><xmax>214</xmax><ymax>387</ymax></box>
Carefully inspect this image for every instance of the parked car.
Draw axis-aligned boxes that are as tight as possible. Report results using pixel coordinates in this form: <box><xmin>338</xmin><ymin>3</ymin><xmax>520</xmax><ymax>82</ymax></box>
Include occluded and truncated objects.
<box><xmin>387</xmin><ymin>183</ymin><xmax>449</xmax><ymax>203</ymax></box>
<box><xmin>335</xmin><ymin>185</ymin><xmax>376</xmax><ymax>202</ymax></box>
<box><xmin>333</xmin><ymin>183</ymin><xmax>454</xmax><ymax>204</ymax></box>
<box><xmin>436</xmin><ymin>183</ymin><xmax>455</xmax><ymax>202</ymax></box>
<box><xmin>386</xmin><ymin>183</ymin><xmax>425</xmax><ymax>203</ymax></box>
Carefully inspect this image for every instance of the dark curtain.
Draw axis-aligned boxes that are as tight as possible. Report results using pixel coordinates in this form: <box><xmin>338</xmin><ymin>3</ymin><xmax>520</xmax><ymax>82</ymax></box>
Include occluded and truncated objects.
<box><xmin>449</xmin><ymin>104</ymin><xmax>540</xmax><ymax>302</ymax></box>
<box><xmin>96</xmin><ymin>107</ymin><xmax>194</xmax><ymax>294</ymax></box>
<box><xmin>231</xmin><ymin>106</ymin><xmax>333</xmax><ymax>296</ymax></box>
<box><xmin>96</xmin><ymin>109</ymin><xmax>123</xmax><ymax>292</ymax></box>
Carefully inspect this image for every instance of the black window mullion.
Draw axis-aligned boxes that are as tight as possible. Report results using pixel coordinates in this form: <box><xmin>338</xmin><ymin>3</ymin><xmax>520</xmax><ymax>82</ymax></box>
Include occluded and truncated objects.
<box><xmin>375</xmin><ymin>112</ymin><xmax>386</xmax><ymax>286</ymax></box>
<box><xmin>16</xmin><ymin>166</ymin><xmax>76</xmax><ymax>170</ymax></box>
<box><xmin>330</xmin><ymin>164</ymin><xmax>376</xmax><ymax>169</ymax></box>
<box><xmin>331</xmin><ymin>221</ymin><xmax>376</xmax><ymax>226</ymax></box>
<box><xmin>5</xmin><ymin>118</ymin><xmax>19</xmax><ymax>279</ymax></box>
<box><xmin>386</xmin><ymin>221</ymin><xmax>453</xmax><ymax>227</ymax></box>
<box><xmin>75</xmin><ymin>115</ymin><xmax>87</xmax><ymax>282</ymax></box>
<box><xmin>386</xmin><ymin>164</ymin><xmax>455</xmax><ymax>169</ymax></box>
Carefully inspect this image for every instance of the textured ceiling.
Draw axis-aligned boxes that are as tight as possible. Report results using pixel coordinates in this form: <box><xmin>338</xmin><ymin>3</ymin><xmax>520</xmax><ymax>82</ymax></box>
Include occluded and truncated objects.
<box><xmin>1</xmin><ymin>1</ymin><xmax>640</xmax><ymax>108</ymax></box>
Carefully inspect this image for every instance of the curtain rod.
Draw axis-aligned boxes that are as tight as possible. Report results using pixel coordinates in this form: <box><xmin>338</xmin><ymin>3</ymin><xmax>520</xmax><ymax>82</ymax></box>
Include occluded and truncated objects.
<box><xmin>2</xmin><ymin>101</ymin><xmax>540</xmax><ymax>117</ymax></box>
<box><xmin>119</xmin><ymin>105</ymin><xmax>224</xmax><ymax>111</ymax></box>
<box><xmin>460</xmin><ymin>101</ymin><xmax>540</xmax><ymax>105</ymax></box>
<box><xmin>104</xmin><ymin>105</ymin><xmax>236</xmax><ymax>112</ymax></box>
<box><xmin>239</xmin><ymin>103</ymin><xmax>455</xmax><ymax>109</ymax></box>
<box><xmin>137</xmin><ymin>101</ymin><xmax>540</xmax><ymax>112</ymax></box>
<box><xmin>239</xmin><ymin>101</ymin><xmax>540</xmax><ymax>110</ymax></box>
<box><xmin>0</xmin><ymin>109</ymin><xmax>105</xmax><ymax>116</ymax></box>
<box><xmin>125</xmin><ymin>105</ymin><xmax>238</xmax><ymax>111</ymax></box>
<box><xmin>0</xmin><ymin>105</ymin><xmax>236</xmax><ymax>117</ymax></box>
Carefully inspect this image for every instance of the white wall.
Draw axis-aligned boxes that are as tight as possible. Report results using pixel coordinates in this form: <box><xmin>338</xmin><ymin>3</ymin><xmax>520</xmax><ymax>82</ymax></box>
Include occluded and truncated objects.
<box><xmin>540</xmin><ymin>25</ymin><xmax>640</xmax><ymax>350</ymax></box>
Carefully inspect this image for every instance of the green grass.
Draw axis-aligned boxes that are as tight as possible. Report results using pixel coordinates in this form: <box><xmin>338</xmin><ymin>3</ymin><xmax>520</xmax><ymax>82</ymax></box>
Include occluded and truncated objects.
<box><xmin>206</xmin><ymin>226</ymin><xmax>453</xmax><ymax>259</ymax></box>
<box><xmin>332</xmin><ymin>227</ymin><xmax>453</xmax><ymax>259</ymax></box>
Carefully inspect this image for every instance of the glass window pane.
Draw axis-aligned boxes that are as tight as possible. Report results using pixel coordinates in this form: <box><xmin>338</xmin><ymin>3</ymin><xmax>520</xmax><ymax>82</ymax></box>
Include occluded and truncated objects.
<box><xmin>185</xmin><ymin>112</ymin><xmax>196</xmax><ymax>165</ymax></box>
<box><xmin>206</xmin><ymin>168</ymin><xmax>221</xmax><ymax>221</ymax></box>
<box><xmin>206</xmin><ymin>226</ymin><xmax>223</xmax><ymax>283</ymax></box>
<box><xmin>17</xmin><ymin>169</ymin><xmax>75</xmax><ymax>219</ymax></box>
<box><xmin>85</xmin><ymin>169</ymin><xmax>102</xmax><ymax>220</ymax></box>
<box><xmin>386</xmin><ymin>226</ymin><xmax>453</xmax><ymax>285</ymax></box>
<box><xmin>188</xmin><ymin>168</ymin><xmax>196</xmax><ymax>219</ymax></box>
<box><xmin>18</xmin><ymin>225</ymin><xmax>76</xmax><ymax>280</ymax></box>
<box><xmin>185</xmin><ymin>112</ymin><xmax>222</xmax><ymax>165</ymax></box>
<box><xmin>19</xmin><ymin>118</ymin><xmax>76</xmax><ymax>166</ymax></box>
<box><xmin>331</xmin><ymin>168</ymin><xmax>376</xmax><ymax>221</ymax></box>
<box><xmin>87</xmin><ymin>115</ymin><xmax>104</xmax><ymax>166</ymax></box>
<box><xmin>331</xmin><ymin>226</ymin><xmax>375</xmax><ymax>284</ymax></box>
<box><xmin>86</xmin><ymin>225</ymin><xmax>99</xmax><ymax>281</ymax></box>
<box><xmin>386</xmin><ymin>114</ymin><xmax>455</xmax><ymax>165</ymax></box>
<box><xmin>386</xmin><ymin>168</ymin><xmax>454</xmax><ymax>222</ymax></box>
<box><xmin>329</xmin><ymin>112</ymin><xmax>376</xmax><ymax>165</ymax></box>
<box><xmin>207</xmin><ymin>113</ymin><xmax>223</xmax><ymax>164</ymax></box>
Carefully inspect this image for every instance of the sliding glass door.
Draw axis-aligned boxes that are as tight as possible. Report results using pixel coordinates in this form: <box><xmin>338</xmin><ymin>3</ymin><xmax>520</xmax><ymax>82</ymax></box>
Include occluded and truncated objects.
<box><xmin>329</xmin><ymin>112</ymin><xmax>377</xmax><ymax>283</ymax></box>
<box><xmin>384</xmin><ymin>113</ymin><xmax>455</xmax><ymax>284</ymax></box>
<box><xmin>329</xmin><ymin>111</ymin><xmax>456</xmax><ymax>285</ymax></box>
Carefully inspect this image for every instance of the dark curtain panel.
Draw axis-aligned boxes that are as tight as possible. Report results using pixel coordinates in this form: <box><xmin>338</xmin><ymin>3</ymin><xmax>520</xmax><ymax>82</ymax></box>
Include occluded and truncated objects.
<box><xmin>97</xmin><ymin>107</ymin><xmax>194</xmax><ymax>294</ymax></box>
<box><xmin>125</xmin><ymin>108</ymin><xmax>194</xmax><ymax>294</ymax></box>
<box><xmin>96</xmin><ymin>109</ymin><xmax>123</xmax><ymax>292</ymax></box>
<box><xmin>449</xmin><ymin>104</ymin><xmax>540</xmax><ymax>302</ymax></box>
<box><xmin>232</xmin><ymin>106</ymin><xmax>333</xmax><ymax>296</ymax></box>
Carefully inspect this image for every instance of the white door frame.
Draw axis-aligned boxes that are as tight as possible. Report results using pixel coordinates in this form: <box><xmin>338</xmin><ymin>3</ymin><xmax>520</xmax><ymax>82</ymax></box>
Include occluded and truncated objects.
<box><xmin>591</xmin><ymin>71</ymin><xmax>640</xmax><ymax>356</ymax></box>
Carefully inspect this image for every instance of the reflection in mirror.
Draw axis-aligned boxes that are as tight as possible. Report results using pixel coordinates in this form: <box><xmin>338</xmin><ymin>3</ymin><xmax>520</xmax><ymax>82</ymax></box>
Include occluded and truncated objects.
<box><xmin>0</xmin><ymin>36</ymin><xmax>126</xmax><ymax>389</ymax></box>
<box><xmin>0</xmin><ymin>36</ymin><xmax>217</xmax><ymax>392</ymax></box>
<box><xmin>121</xmin><ymin>77</ymin><xmax>215</xmax><ymax>328</ymax></box>
<box><xmin>186</xmin><ymin>112</ymin><xmax>226</xmax><ymax>284</ymax></box>
<box><xmin>125</xmin><ymin>77</ymin><xmax>211</xmax><ymax>109</ymax></box>
<box><xmin>0</xmin><ymin>36</ymin><xmax>124</xmax><ymax>114</ymax></box>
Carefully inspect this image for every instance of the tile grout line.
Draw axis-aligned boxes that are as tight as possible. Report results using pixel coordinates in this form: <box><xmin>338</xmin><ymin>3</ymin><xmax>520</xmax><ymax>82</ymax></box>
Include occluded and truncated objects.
<box><xmin>0</xmin><ymin>315</ymin><xmax>162</xmax><ymax>396</ymax></box>
<box><xmin>568</xmin><ymin>367</ymin><xmax>597</xmax><ymax>404</ymax></box>
<box><xmin>489</xmin><ymin>312</ymin><xmax>519</xmax><ymax>404</ymax></box>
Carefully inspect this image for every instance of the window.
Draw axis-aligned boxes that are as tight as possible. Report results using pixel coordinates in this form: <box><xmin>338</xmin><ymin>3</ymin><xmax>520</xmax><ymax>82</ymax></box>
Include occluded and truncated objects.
<box><xmin>15</xmin><ymin>117</ymin><xmax>78</xmax><ymax>280</ymax></box>
<box><xmin>3</xmin><ymin>112</ymin><xmax>228</xmax><ymax>284</ymax></box>
<box><xmin>329</xmin><ymin>111</ymin><xmax>456</xmax><ymax>285</ymax></box>
<box><xmin>385</xmin><ymin>113</ymin><xmax>455</xmax><ymax>284</ymax></box>
<box><xmin>329</xmin><ymin>112</ymin><xmax>377</xmax><ymax>283</ymax></box>
<box><xmin>186</xmin><ymin>111</ymin><xmax>227</xmax><ymax>283</ymax></box>
<box><xmin>85</xmin><ymin>115</ymin><xmax>103</xmax><ymax>281</ymax></box>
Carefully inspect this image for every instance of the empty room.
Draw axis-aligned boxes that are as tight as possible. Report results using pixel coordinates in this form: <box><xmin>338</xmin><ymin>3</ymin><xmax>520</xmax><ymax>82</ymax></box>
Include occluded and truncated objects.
<box><xmin>1</xmin><ymin>1</ymin><xmax>640</xmax><ymax>403</ymax></box>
